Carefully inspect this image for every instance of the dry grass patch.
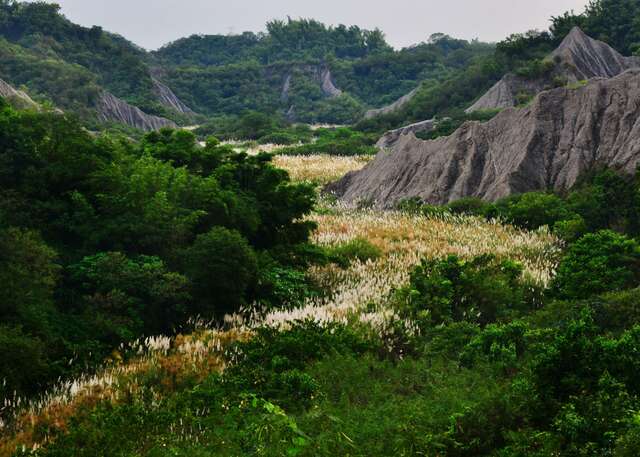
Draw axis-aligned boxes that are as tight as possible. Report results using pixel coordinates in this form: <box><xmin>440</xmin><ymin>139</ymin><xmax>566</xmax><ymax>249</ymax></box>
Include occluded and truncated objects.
<box><xmin>273</xmin><ymin>154</ymin><xmax>373</xmax><ymax>184</ymax></box>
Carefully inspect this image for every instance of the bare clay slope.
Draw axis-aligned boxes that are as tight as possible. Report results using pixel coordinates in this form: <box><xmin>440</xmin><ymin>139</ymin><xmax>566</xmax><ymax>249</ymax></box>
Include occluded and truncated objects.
<box><xmin>97</xmin><ymin>92</ymin><xmax>176</xmax><ymax>131</ymax></box>
<box><xmin>467</xmin><ymin>27</ymin><xmax>640</xmax><ymax>113</ymax></box>
<box><xmin>363</xmin><ymin>87</ymin><xmax>419</xmax><ymax>120</ymax></box>
<box><xmin>0</xmin><ymin>78</ymin><xmax>38</xmax><ymax>109</ymax></box>
<box><xmin>328</xmin><ymin>69</ymin><xmax>640</xmax><ymax>207</ymax></box>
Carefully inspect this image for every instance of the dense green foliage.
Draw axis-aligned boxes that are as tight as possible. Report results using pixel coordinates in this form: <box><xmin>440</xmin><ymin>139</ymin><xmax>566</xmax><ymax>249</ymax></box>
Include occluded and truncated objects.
<box><xmin>30</xmin><ymin>285</ymin><xmax>640</xmax><ymax>456</ymax></box>
<box><xmin>553</xmin><ymin>231</ymin><xmax>640</xmax><ymax>299</ymax></box>
<box><xmin>277</xmin><ymin>127</ymin><xmax>378</xmax><ymax>156</ymax></box>
<box><xmin>155</xmin><ymin>19</ymin><xmax>391</xmax><ymax>66</ymax></box>
<box><xmin>398</xmin><ymin>254</ymin><xmax>536</xmax><ymax>326</ymax></box>
<box><xmin>0</xmin><ymin>102</ymin><xmax>318</xmax><ymax>398</ymax></box>
<box><xmin>406</xmin><ymin>168</ymin><xmax>640</xmax><ymax>243</ymax></box>
<box><xmin>156</xmin><ymin>22</ymin><xmax>494</xmax><ymax>125</ymax></box>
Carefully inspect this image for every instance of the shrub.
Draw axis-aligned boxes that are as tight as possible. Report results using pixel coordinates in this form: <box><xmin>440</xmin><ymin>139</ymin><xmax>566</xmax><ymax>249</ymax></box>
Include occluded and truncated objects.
<box><xmin>278</xmin><ymin>127</ymin><xmax>377</xmax><ymax>156</ymax></box>
<box><xmin>0</xmin><ymin>325</ymin><xmax>49</xmax><ymax>397</ymax></box>
<box><xmin>328</xmin><ymin>237</ymin><xmax>382</xmax><ymax>267</ymax></box>
<box><xmin>514</xmin><ymin>58</ymin><xmax>555</xmax><ymax>79</ymax></box>
<box><xmin>460</xmin><ymin>320</ymin><xmax>529</xmax><ymax>371</ymax></box>
<box><xmin>255</xmin><ymin>262</ymin><xmax>317</xmax><ymax>310</ymax></box>
<box><xmin>183</xmin><ymin>227</ymin><xmax>258</xmax><ymax>315</ymax></box>
<box><xmin>66</xmin><ymin>252</ymin><xmax>191</xmax><ymax>337</ymax></box>
<box><xmin>553</xmin><ymin>216</ymin><xmax>588</xmax><ymax>242</ymax></box>
<box><xmin>399</xmin><ymin>254</ymin><xmax>531</xmax><ymax>326</ymax></box>
<box><xmin>490</xmin><ymin>192</ymin><xmax>573</xmax><ymax>230</ymax></box>
<box><xmin>446</xmin><ymin>197</ymin><xmax>492</xmax><ymax>216</ymax></box>
<box><xmin>566</xmin><ymin>169</ymin><xmax>640</xmax><ymax>235</ymax></box>
<box><xmin>553</xmin><ymin>230</ymin><xmax>640</xmax><ymax>299</ymax></box>
<box><xmin>224</xmin><ymin>321</ymin><xmax>374</xmax><ymax>410</ymax></box>
<box><xmin>258</xmin><ymin>131</ymin><xmax>299</xmax><ymax>145</ymax></box>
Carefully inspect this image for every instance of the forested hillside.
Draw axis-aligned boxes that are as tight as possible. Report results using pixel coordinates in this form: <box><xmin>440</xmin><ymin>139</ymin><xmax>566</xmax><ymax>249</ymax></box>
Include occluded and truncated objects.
<box><xmin>0</xmin><ymin>1</ymin><xmax>494</xmax><ymax>129</ymax></box>
<box><xmin>155</xmin><ymin>19</ymin><xmax>493</xmax><ymax>123</ymax></box>
<box><xmin>0</xmin><ymin>1</ymin><xmax>170</xmax><ymax>119</ymax></box>
<box><xmin>0</xmin><ymin>100</ymin><xmax>318</xmax><ymax>401</ymax></box>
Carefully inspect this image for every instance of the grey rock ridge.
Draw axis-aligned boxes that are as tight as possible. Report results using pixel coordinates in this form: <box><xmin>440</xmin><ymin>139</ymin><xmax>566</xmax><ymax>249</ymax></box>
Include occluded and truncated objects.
<box><xmin>364</xmin><ymin>87</ymin><xmax>419</xmax><ymax>120</ymax></box>
<box><xmin>465</xmin><ymin>74</ymin><xmax>545</xmax><ymax>113</ymax></box>
<box><xmin>152</xmin><ymin>78</ymin><xmax>194</xmax><ymax>115</ymax></box>
<box><xmin>551</xmin><ymin>27</ymin><xmax>640</xmax><ymax>82</ymax></box>
<box><xmin>376</xmin><ymin>118</ymin><xmax>437</xmax><ymax>149</ymax></box>
<box><xmin>327</xmin><ymin>69</ymin><xmax>640</xmax><ymax>207</ymax></box>
<box><xmin>97</xmin><ymin>92</ymin><xmax>176</xmax><ymax>131</ymax></box>
<box><xmin>317</xmin><ymin>67</ymin><xmax>342</xmax><ymax>97</ymax></box>
<box><xmin>467</xmin><ymin>27</ymin><xmax>640</xmax><ymax>113</ymax></box>
<box><xmin>0</xmin><ymin>78</ymin><xmax>38</xmax><ymax>109</ymax></box>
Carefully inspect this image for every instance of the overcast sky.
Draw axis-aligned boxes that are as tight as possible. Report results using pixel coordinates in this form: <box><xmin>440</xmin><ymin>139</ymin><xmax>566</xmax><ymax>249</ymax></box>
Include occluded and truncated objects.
<box><xmin>41</xmin><ymin>0</ymin><xmax>590</xmax><ymax>50</ymax></box>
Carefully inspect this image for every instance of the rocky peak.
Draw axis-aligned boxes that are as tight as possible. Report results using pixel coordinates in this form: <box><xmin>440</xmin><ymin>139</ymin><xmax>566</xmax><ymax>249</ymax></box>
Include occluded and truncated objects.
<box><xmin>327</xmin><ymin>69</ymin><xmax>640</xmax><ymax>207</ymax></box>
<box><xmin>467</xmin><ymin>27</ymin><xmax>640</xmax><ymax>113</ymax></box>
<box><xmin>552</xmin><ymin>26</ymin><xmax>640</xmax><ymax>81</ymax></box>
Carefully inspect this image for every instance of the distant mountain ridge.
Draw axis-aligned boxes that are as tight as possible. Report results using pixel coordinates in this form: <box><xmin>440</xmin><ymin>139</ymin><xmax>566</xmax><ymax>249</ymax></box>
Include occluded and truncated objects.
<box><xmin>0</xmin><ymin>2</ymin><xmax>494</xmax><ymax>130</ymax></box>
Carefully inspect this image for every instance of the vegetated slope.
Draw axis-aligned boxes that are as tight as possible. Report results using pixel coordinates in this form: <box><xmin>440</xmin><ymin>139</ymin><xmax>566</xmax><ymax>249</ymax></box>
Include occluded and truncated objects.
<box><xmin>467</xmin><ymin>27</ymin><xmax>640</xmax><ymax>113</ymax></box>
<box><xmin>0</xmin><ymin>77</ymin><xmax>36</xmax><ymax>109</ymax></box>
<box><xmin>328</xmin><ymin>69</ymin><xmax>640</xmax><ymax>207</ymax></box>
<box><xmin>0</xmin><ymin>1</ymin><xmax>193</xmax><ymax>130</ymax></box>
<box><xmin>155</xmin><ymin>24</ymin><xmax>493</xmax><ymax>124</ymax></box>
<box><xmin>0</xmin><ymin>3</ymin><xmax>493</xmax><ymax>128</ymax></box>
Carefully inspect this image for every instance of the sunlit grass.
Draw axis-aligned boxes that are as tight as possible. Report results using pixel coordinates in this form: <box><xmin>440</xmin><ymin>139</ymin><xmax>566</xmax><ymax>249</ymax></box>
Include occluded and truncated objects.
<box><xmin>273</xmin><ymin>154</ymin><xmax>373</xmax><ymax>185</ymax></box>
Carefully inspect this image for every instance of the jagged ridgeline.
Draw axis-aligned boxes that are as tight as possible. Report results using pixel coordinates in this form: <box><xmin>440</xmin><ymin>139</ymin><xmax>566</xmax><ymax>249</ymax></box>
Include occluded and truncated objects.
<box><xmin>330</xmin><ymin>24</ymin><xmax>640</xmax><ymax>207</ymax></box>
<box><xmin>356</xmin><ymin>0</ymin><xmax>640</xmax><ymax>132</ymax></box>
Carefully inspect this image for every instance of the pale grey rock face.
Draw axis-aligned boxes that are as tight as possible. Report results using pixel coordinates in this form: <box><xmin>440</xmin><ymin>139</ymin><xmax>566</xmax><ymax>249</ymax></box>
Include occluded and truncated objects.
<box><xmin>281</xmin><ymin>65</ymin><xmax>342</xmax><ymax>101</ymax></box>
<box><xmin>551</xmin><ymin>27</ymin><xmax>640</xmax><ymax>81</ymax></box>
<box><xmin>364</xmin><ymin>87</ymin><xmax>420</xmax><ymax>120</ymax></box>
<box><xmin>327</xmin><ymin>70</ymin><xmax>640</xmax><ymax>207</ymax></box>
<box><xmin>376</xmin><ymin>118</ymin><xmax>437</xmax><ymax>149</ymax></box>
<box><xmin>152</xmin><ymin>78</ymin><xmax>194</xmax><ymax>114</ymax></box>
<box><xmin>281</xmin><ymin>74</ymin><xmax>292</xmax><ymax>101</ymax></box>
<box><xmin>0</xmin><ymin>78</ymin><xmax>38</xmax><ymax>109</ymax></box>
<box><xmin>467</xmin><ymin>27</ymin><xmax>640</xmax><ymax>113</ymax></box>
<box><xmin>97</xmin><ymin>92</ymin><xmax>176</xmax><ymax>131</ymax></box>
<box><xmin>318</xmin><ymin>67</ymin><xmax>342</xmax><ymax>97</ymax></box>
<box><xmin>465</xmin><ymin>74</ymin><xmax>546</xmax><ymax>113</ymax></box>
